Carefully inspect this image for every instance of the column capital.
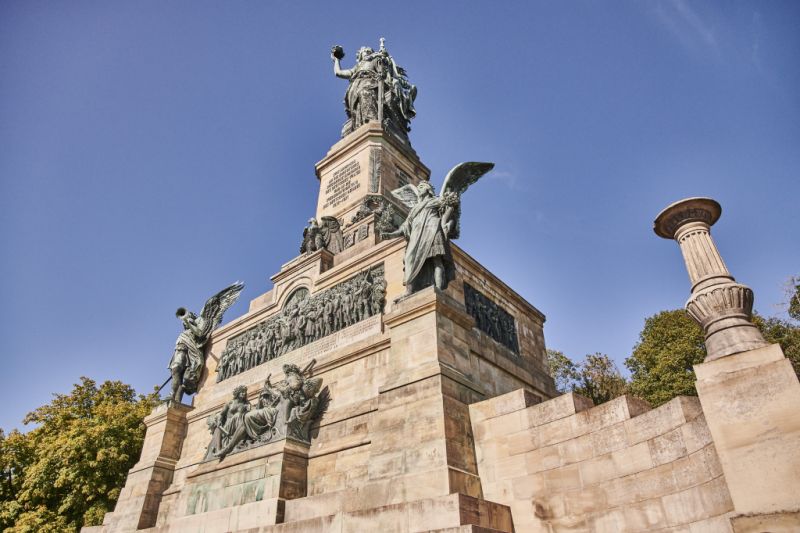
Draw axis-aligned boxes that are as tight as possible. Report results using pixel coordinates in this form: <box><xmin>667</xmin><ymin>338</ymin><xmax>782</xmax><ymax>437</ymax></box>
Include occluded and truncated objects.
<box><xmin>654</xmin><ymin>197</ymin><xmax>721</xmax><ymax>239</ymax></box>
<box><xmin>654</xmin><ymin>197</ymin><xmax>767</xmax><ymax>361</ymax></box>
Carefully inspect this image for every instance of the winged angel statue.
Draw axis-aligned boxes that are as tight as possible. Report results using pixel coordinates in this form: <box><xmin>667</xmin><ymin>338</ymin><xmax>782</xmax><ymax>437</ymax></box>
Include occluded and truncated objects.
<box><xmin>381</xmin><ymin>162</ymin><xmax>494</xmax><ymax>294</ymax></box>
<box><xmin>168</xmin><ymin>282</ymin><xmax>244</xmax><ymax>403</ymax></box>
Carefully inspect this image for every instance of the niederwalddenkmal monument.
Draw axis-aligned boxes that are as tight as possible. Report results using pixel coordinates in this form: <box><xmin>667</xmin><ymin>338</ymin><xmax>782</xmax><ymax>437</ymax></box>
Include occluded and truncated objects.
<box><xmin>86</xmin><ymin>41</ymin><xmax>800</xmax><ymax>533</ymax></box>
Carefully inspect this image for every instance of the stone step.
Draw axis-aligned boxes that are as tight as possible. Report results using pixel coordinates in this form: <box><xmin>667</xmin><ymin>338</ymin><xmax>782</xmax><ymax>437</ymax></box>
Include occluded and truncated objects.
<box><xmin>425</xmin><ymin>525</ymin><xmax>513</xmax><ymax>533</ymax></box>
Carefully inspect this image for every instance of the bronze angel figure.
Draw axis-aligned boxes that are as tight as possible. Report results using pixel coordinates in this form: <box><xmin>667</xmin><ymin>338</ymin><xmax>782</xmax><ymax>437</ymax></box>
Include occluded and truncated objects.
<box><xmin>168</xmin><ymin>281</ymin><xmax>244</xmax><ymax>403</ymax></box>
<box><xmin>381</xmin><ymin>162</ymin><xmax>494</xmax><ymax>294</ymax></box>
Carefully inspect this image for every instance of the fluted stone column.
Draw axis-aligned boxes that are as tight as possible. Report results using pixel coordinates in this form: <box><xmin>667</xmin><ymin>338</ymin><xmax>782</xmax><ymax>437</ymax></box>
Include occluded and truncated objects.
<box><xmin>656</xmin><ymin>198</ymin><xmax>800</xmax><ymax>528</ymax></box>
<box><xmin>654</xmin><ymin>197</ymin><xmax>767</xmax><ymax>361</ymax></box>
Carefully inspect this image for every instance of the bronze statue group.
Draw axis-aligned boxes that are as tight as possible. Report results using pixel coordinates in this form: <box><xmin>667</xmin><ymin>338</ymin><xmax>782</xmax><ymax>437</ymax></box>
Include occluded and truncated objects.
<box><xmin>206</xmin><ymin>360</ymin><xmax>330</xmax><ymax>459</ymax></box>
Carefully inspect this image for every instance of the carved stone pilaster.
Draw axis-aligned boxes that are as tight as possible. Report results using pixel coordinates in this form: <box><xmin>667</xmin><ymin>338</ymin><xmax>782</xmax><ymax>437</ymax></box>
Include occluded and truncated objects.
<box><xmin>369</xmin><ymin>147</ymin><xmax>381</xmax><ymax>193</ymax></box>
<box><xmin>654</xmin><ymin>197</ymin><xmax>767</xmax><ymax>361</ymax></box>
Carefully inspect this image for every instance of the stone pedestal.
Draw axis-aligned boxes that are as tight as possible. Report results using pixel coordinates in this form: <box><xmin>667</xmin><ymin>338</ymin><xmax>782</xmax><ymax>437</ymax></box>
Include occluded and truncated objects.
<box><xmin>371</xmin><ymin>286</ymin><xmax>485</xmax><ymax>502</ymax></box>
<box><xmin>155</xmin><ymin>438</ymin><xmax>310</xmax><ymax>530</ymax></box>
<box><xmin>314</xmin><ymin>121</ymin><xmax>430</xmax><ymax>223</ymax></box>
<box><xmin>695</xmin><ymin>343</ymin><xmax>800</xmax><ymax>528</ymax></box>
<box><xmin>100</xmin><ymin>401</ymin><xmax>192</xmax><ymax>530</ymax></box>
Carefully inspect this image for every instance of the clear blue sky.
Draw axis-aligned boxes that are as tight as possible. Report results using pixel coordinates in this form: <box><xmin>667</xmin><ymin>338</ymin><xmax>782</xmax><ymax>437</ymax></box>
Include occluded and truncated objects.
<box><xmin>1</xmin><ymin>1</ymin><xmax>798</xmax><ymax>431</ymax></box>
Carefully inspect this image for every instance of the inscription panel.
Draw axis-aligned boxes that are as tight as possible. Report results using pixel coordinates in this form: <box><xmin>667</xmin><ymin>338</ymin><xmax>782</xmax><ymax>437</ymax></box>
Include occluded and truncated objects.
<box><xmin>323</xmin><ymin>159</ymin><xmax>362</xmax><ymax>210</ymax></box>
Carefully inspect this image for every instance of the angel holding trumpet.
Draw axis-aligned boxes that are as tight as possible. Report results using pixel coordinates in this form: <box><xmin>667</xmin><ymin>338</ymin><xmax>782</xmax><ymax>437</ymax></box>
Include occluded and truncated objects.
<box><xmin>381</xmin><ymin>162</ymin><xmax>494</xmax><ymax>295</ymax></box>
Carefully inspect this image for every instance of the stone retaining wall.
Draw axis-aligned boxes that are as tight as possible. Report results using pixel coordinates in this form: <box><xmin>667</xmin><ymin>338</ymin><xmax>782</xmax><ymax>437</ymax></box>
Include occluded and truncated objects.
<box><xmin>470</xmin><ymin>390</ymin><xmax>734</xmax><ymax>532</ymax></box>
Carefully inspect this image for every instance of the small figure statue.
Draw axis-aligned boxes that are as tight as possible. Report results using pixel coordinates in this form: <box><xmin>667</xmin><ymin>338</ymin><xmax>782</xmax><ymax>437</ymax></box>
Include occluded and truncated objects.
<box><xmin>282</xmin><ymin>361</ymin><xmax>329</xmax><ymax>441</ymax></box>
<box><xmin>214</xmin><ymin>377</ymin><xmax>280</xmax><ymax>459</ymax></box>
<box><xmin>168</xmin><ymin>282</ymin><xmax>244</xmax><ymax>403</ymax></box>
<box><xmin>205</xmin><ymin>384</ymin><xmax>250</xmax><ymax>458</ymax></box>
<box><xmin>300</xmin><ymin>216</ymin><xmax>344</xmax><ymax>255</ymax></box>
<box><xmin>369</xmin><ymin>277</ymin><xmax>388</xmax><ymax>316</ymax></box>
<box><xmin>331</xmin><ymin>39</ymin><xmax>417</xmax><ymax>139</ymax></box>
<box><xmin>382</xmin><ymin>162</ymin><xmax>494</xmax><ymax>295</ymax></box>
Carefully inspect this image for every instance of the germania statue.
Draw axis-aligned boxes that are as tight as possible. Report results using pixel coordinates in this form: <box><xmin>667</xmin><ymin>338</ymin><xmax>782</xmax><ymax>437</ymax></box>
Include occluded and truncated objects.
<box><xmin>382</xmin><ymin>162</ymin><xmax>494</xmax><ymax>295</ymax></box>
<box><xmin>331</xmin><ymin>38</ymin><xmax>417</xmax><ymax>140</ymax></box>
<box><xmin>168</xmin><ymin>282</ymin><xmax>244</xmax><ymax>403</ymax></box>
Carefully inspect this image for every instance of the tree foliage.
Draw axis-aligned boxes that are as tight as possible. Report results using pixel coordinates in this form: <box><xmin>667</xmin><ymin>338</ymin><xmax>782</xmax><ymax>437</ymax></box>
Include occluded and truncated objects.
<box><xmin>546</xmin><ymin>349</ymin><xmax>579</xmax><ymax>394</ymax></box>
<box><xmin>625</xmin><ymin>310</ymin><xmax>706</xmax><ymax>407</ymax></box>
<box><xmin>787</xmin><ymin>276</ymin><xmax>800</xmax><ymax>322</ymax></box>
<box><xmin>625</xmin><ymin>309</ymin><xmax>800</xmax><ymax>407</ymax></box>
<box><xmin>572</xmin><ymin>353</ymin><xmax>628</xmax><ymax>405</ymax></box>
<box><xmin>547</xmin><ymin>349</ymin><xmax>627</xmax><ymax>405</ymax></box>
<box><xmin>753</xmin><ymin>314</ymin><xmax>800</xmax><ymax>377</ymax></box>
<box><xmin>0</xmin><ymin>378</ymin><xmax>158</xmax><ymax>533</ymax></box>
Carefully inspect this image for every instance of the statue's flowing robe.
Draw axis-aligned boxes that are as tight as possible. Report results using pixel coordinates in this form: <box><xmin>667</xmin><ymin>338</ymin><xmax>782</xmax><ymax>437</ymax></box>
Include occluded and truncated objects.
<box><xmin>400</xmin><ymin>196</ymin><xmax>455</xmax><ymax>288</ymax></box>
<box><xmin>169</xmin><ymin>330</ymin><xmax>205</xmax><ymax>395</ymax></box>
<box><xmin>345</xmin><ymin>58</ymin><xmax>381</xmax><ymax>127</ymax></box>
<box><xmin>243</xmin><ymin>402</ymin><xmax>278</xmax><ymax>440</ymax></box>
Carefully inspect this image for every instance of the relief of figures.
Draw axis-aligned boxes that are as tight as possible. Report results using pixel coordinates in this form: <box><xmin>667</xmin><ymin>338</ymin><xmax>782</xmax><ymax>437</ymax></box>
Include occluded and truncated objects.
<box><xmin>205</xmin><ymin>360</ymin><xmax>330</xmax><ymax>460</ymax></box>
<box><xmin>464</xmin><ymin>283</ymin><xmax>520</xmax><ymax>354</ymax></box>
<box><xmin>216</xmin><ymin>266</ymin><xmax>386</xmax><ymax>382</ymax></box>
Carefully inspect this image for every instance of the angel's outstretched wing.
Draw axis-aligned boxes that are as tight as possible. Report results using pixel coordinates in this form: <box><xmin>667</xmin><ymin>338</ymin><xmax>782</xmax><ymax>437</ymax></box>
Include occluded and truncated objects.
<box><xmin>302</xmin><ymin>376</ymin><xmax>323</xmax><ymax>398</ymax></box>
<box><xmin>390</xmin><ymin>184</ymin><xmax>420</xmax><ymax>209</ymax></box>
<box><xmin>440</xmin><ymin>162</ymin><xmax>495</xmax><ymax>197</ymax></box>
<box><xmin>315</xmin><ymin>385</ymin><xmax>331</xmax><ymax>420</ymax></box>
<box><xmin>199</xmin><ymin>282</ymin><xmax>245</xmax><ymax>337</ymax></box>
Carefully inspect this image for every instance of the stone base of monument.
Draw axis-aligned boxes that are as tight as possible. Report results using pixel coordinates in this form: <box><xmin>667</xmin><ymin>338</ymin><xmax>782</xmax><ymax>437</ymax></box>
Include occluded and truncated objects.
<box><xmin>140</xmin><ymin>438</ymin><xmax>311</xmax><ymax>531</ymax></box>
<box><xmin>96</xmin><ymin>402</ymin><xmax>193</xmax><ymax>531</ymax></box>
<box><xmin>695</xmin><ymin>343</ymin><xmax>800</xmax><ymax>530</ymax></box>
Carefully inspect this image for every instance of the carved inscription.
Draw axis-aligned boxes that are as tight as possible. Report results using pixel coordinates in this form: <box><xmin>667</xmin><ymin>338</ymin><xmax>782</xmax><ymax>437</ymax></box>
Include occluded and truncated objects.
<box><xmin>323</xmin><ymin>160</ymin><xmax>361</xmax><ymax>209</ymax></box>
<box><xmin>464</xmin><ymin>283</ymin><xmax>519</xmax><ymax>354</ymax></box>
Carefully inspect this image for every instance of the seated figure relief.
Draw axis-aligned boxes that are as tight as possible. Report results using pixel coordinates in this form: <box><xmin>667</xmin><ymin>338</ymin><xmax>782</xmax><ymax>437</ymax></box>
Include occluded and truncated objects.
<box><xmin>205</xmin><ymin>360</ymin><xmax>330</xmax><ymax>460</ymax></box>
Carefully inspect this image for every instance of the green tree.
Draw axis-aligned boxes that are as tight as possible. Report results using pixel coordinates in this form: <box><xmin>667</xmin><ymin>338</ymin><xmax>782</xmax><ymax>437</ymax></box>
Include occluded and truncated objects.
<box><xmin>572</xmin><ymin>353</ymin><xmax>628</xmax><ymax>405</ymax></box>
<box><xmin>753</xmin><ymin>314</ymin><xmax>800</xmax><ymax>377</ymax></box>
<box><xmin>547</xmin><ymin>350</ymin><xmax>628</xmax><ymax>405</ymax></box>
<box><xmin>546</xmin><ymin>349</ymin><xmax>579</xmax><ymax>394</ymax></box>
<box><xmin>787</xmin><ymin>276</ymin><xmax>800</xmax><ymax>322</ymax></box>
<box><xmin>625</xmin><ymin>310</ymin><xmax>705</xmax><ymax>407</ymax></box>
<box><xmin>1</xmin><ymin>378</ymin><xmax>158</xmax><ymax>533</ymax></box>
<box><xmin>0</xmin><ymin>429</ymin><xmax>33</xmax><ymax>530</ymax></box>
<box><xmin>625</xmin><ymin>309</ymin><xmax>800</xmax><ymax>407</ymax></box>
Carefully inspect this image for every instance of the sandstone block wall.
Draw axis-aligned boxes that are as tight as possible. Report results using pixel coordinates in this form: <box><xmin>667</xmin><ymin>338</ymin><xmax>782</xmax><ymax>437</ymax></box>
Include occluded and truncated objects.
<box><xmin>471</xmin><ymin>390</ymin><xmax>734</xmax><ymax>532</ymax></box>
